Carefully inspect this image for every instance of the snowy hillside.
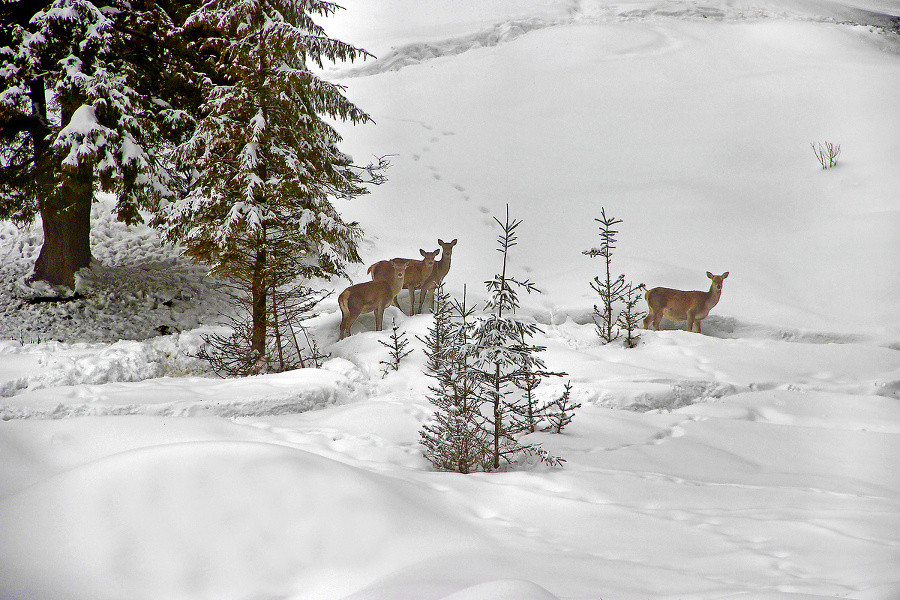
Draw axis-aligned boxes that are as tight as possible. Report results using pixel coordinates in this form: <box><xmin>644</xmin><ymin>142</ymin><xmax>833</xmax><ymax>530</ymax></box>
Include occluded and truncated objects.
<box><xmin>2</xmin><ymin>1</ymin><xmax>900</xmax><ymax>600</ymax></box>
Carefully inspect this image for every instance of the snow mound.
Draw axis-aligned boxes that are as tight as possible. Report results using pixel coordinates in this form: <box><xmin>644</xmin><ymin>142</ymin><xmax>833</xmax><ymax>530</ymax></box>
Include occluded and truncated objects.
<box><xmin>0</xmin><ymin>358</ymin><xmax>366</xmax><ymax>420</ymax></box>
<box><xmin>0</xmin><ymin>441</ymin><xmax>483</xmax><ymax>600</ymax></box>
<box><xmin>332</xmin><ymin>18</ymin><xmax>560</xmax><ymax>77</ymax></box>
<box><xmin>0</xmin><ymin>332</ymin><xmax>211</xmax><ymax>399</ymax></box>
<box><xmin>678</xmin><ymin>389</ymin><xmax>900</xmax><ymax>433</ymax></box>
<box><xmin>438</xmin><ymin>579</ymin><xmax>560</xmax><ymax>600</ymax></box>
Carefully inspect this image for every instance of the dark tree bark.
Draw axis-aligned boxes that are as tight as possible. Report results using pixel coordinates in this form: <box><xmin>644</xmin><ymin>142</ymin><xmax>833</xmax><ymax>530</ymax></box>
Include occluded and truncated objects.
<box><xmin>30</xmin><ymin>98</ymin><xmax>94</xmax><ymax>289</ymax></box>
<box><xmin>32</xmin><ymin>191</ymin><xmax>93</xmax><ymax>288</ymax></box>
<box><xmin>250</xmin><ymin>245</ymin><xmax>267</xmax><ymax>359</ymax></box>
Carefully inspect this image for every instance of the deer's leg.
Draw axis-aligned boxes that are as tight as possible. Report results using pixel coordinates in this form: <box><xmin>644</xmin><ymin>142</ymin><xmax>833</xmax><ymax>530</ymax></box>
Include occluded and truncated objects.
<box><xmin>643</xmin><ymin>310</ymin><xmax>654</xmax><ymax>330</ymax></box>
<box><xmin>408</xmin><ymin>287</ymin><xmax>417</xmax><ymax>315</ymax></box>
<box><xmin>339</xmin><ymin>311</ymin><xmax>354</xmax><ymax>339</ymax></box>
<box><xmin>375</xmin><ymin>307</ymin><xmax>384</xmax><ymax>331</ymax></box>
<box><xmin>419</xmin><ymin>286</ymin><xmax>431</xmax><ymax>314</ymax></box>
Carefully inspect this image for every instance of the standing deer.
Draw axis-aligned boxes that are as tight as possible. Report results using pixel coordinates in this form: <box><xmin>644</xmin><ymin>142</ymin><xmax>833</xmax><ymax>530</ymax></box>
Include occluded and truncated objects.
<box><xmin>643</xmin><ymin>271</ymin><xmax>729</xmax><ymax>334</ymax></box>
<box><xmin>368</xmin><ymin>248</ymin><xmax>439</xmax><ymax>315</ymax></box>
<box><xmin>338</xmin><ymin>259</ymin><xmax>410</xmax><ymax>339</ymax></box>
<box><xmin>418</xmin><ymin>238</ymin><xmax>457</xmax><ymax>314</ymax></box>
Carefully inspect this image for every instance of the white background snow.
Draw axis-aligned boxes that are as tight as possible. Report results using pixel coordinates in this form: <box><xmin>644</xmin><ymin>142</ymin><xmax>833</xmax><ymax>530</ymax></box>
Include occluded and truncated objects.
<box><xmin>2</xmin><ymin>1</ymin><xmax>900</xmax><ymax>599</ymax></box>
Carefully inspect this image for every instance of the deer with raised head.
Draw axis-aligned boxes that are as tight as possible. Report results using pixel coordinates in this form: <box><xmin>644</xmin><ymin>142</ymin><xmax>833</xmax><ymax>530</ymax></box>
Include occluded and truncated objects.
<box><xmin>368</xmin><ymin>248</ymin><xmax>439</xmax><ymax>315</ymax></box>
<box><xmin>338</xmin><ymin>259</ymin><xmax>410</xmax><ymax>339</ymax></box>
<box><xmin>643</xmin><ymin>271</ymin><xmax>729</xmax><ymax>334</ymax></box>
<box><xmin>418</xmin><ymin>238</ymin><xmax>457</xmax><ymax>314</ymax></box>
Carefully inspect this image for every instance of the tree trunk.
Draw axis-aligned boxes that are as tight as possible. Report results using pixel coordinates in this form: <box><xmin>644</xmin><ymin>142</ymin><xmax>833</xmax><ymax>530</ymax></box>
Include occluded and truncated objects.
<box><xmin>30</xmin><ymin>95</ymin><xmax>93</xmax><ymax>289</ymax></box>
<box><xmin>32</xmin><ymin>177</ymin><xmax>93</xmax><ymax>289</ymax></box>
<box><xmin>493</xmin><ymin>363</ymin><xmax>501</xmax><ymax>470</ymax></box>
<box><xmin>250</xmin><ymin>246</ymin><xmax>267</xmax><ymax>361</ymax></box>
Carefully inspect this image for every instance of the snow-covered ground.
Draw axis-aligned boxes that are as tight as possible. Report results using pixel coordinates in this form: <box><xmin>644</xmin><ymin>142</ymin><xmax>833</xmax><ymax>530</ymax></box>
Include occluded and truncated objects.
<box><xmin>2</xmin><ymin>1</ymin><xmax>900</xmax><ymax>599</ymax></box>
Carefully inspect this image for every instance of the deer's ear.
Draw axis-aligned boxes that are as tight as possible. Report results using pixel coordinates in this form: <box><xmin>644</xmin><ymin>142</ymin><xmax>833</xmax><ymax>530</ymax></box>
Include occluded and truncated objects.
<box><xmin>707</xmin><ymin>271</ymin><xmax>713</xmax><ymax>279</ymax></box>
<box><xmin>420</xmin><ymin>249</ymin><xmax>427</xmax><ymax>257</ymax></box>
<box><xmin>450</xmin><ymin>239</ymin><xmax>457</xmax><ymax>246</ymax></box>
<box><xmin>722</xmin><ymin>272</ymin><xmax>729</xmax><ymax>279</ymax></box>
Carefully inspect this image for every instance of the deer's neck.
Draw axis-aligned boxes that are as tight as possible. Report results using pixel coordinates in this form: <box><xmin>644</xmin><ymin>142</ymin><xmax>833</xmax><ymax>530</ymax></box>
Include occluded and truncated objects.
<box><xmin>390</xmin><ymin>275</ymin><xmax>406</xmax><ymax>295</ymax></box>
<box><xmin>705</xmin><ymin>282</ymin><xmax>722</xmax><ymax>308</ymax></box>
<box><xmin>437</xmin><ymin>253</ymin><xmax>452</xmax><ymax>278</ymax></box>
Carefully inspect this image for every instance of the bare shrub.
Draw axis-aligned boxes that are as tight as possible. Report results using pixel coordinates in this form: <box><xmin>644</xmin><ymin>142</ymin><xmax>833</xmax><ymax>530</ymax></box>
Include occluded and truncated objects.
<box><xmin>811</xmin><ymin>141</ymin><xmax>841</xmax><ymax>169</ymax></box>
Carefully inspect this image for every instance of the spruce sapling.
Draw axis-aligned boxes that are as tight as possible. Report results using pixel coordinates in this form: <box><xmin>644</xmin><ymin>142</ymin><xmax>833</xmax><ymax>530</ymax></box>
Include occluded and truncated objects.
<box><xmin>470</xmin><ymin>205</ymin><xmax>563</xmax><ymax>469</ymax></box>
<box><xmin>542</xmin><ymin>381</ymin><xmax>580</xmax><ymax>434</ymax></box>
<box><xmin>511</xmin><ymin>363</ymin><xmax>566</xmax><ymax>434</ymax></box>
<box><xmin>419</xmin><ymin>285</ymin><xmax>492</xmax><ymax>473</ymax></box>
<box><xmin>379</xmin><ymin>319</ymin><xmax>412</xmax><ymax>375</ymax></box>
<box><xmin>583</xmin><ymin>208</ymin><xmax>626</xmax><ymax>344</ymax></box>
<box><xmin>617</xmin><ymin>282</ymin><xmax>647</xmax><ymax>349</ymax></box>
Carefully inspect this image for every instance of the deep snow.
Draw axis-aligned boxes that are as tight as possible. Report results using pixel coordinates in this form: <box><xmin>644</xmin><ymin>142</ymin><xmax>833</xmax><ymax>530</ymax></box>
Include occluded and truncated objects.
<box><xmin>2</xmin><ymin>1</ymin><xmax>900</xmax><ymax>599</ymax></box>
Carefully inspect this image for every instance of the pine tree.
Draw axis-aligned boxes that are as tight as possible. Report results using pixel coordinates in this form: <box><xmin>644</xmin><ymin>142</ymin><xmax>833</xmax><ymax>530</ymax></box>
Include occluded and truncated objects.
<box><xmin>542</xmin><ymin>381</ymin><xmax>580</xmax><ymax>434</ymax></box>
<box><xmin>470</xmin><ymin>205</ymin><xmax>563</xmax><ymax>469</ymax></box>
<box><xmin>617</xmin><ymin>281</ymin><xmax>646</xmax><ymax>349</ymax></box>
<box><xmin>419</xmin><ymin>284</ymin><xmax>492</xmax><ymax>473</ymax></box>
<box><xmin>510</xmin><ymin>362</ymin><xmax>566</xmax><ymax>434</ymax></box>
<box><xmin>0</xmin><ymin>0</ymin><xmax>203</xmax><ymax>288</ymax></box>
<box><xmin>583</xmin><ymin>208</ymin><xmax>625</xmax><ymax>344</ymax></box>
<box><xmin>160</xmin><ymin>0</ymin><xmax>386</xmax><ymax>367</ymax></box>
<box><xmin>379</xmin><ymin>319</ymin><xmax>412</xmax><ymax>376</ymax></box>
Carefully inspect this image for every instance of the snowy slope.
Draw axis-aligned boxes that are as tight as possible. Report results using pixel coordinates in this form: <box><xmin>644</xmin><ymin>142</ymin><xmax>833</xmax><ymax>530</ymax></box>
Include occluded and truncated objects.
<box><xmin>324</xmin><ymin>3</ymin><xmax>900</xmax><ymax>336</ymax></box>
<box><xmin>1</xmin><ymin>2</ymin><xmax>900</xmax><ymax>600</ymax></box>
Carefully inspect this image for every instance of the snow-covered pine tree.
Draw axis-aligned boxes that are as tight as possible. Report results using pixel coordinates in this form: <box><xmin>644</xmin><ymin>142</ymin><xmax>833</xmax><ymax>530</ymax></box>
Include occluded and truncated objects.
<box><xmin>0</xmin><ymin>0</ymin><xmax>191</xmax><ymax>288</ymax></box>
<box><xmin>542</xmin><ymin>381</ymin><xmax>580</xmax><ymax>434</ymax></box>
<box><xmin>510</xmin><ymin>362</ymin><xmax>565</xmax><ymax>434</ymax></box>
<box><xmin>161</xmin><ymin>0</ymin><xmax>386</xmax><ymax>368</ymax></box>
<box><xmin>583</xmin><ymin>208</ymin><xmax>626</xmax><ymax>344</ymax></box>
<box><xmin>419</xmin><ymin>284</ymin><xmax>492</xmax><ymax>473</ymax></box>
<box><xmin>617</xmin><ymin>281</ymin><xmax>646</xmax><ymax>349</ymax></box>
<box><xmin>470</xmin><ymin>205</ymin><xmax>563</xmax><ymax>470</ymax></box>
<box><xmin>379</xmin><ymin>319</ymin><xmax>412</xmax><ymax>376</ymax></box>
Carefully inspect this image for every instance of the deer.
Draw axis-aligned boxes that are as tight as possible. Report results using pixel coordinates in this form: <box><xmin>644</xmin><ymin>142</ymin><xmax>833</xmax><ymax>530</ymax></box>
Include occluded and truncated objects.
<box><xmin>368</xmin><ymin>248</ymin><xmax>439</xmax><ymax>316</ymax></box>
<box><xmin>418</xmin><ymin>238</ymin><xmax>457</xmax><ymax>314</ymax></box>
<box><xmin>643</xmin><ymin>271</ymin><xmax>729</xmax><ymax>334</ymax></box>
<box><xmin>338</xmin><ymin>259</ymin><xmax>410</xmax><ymax>339</ymax></box>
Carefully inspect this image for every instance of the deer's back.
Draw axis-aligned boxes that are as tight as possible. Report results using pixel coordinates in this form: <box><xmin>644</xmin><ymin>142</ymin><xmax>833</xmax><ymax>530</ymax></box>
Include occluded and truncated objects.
<box><xmin>646</xmin><ymin>286</ymin><xmax>705</xmax><ymax>311</ymax></box>
<box><xmin>344</xmin><ymin>279</ymin><xmax>394</xmax><ymax>312</ymax></box>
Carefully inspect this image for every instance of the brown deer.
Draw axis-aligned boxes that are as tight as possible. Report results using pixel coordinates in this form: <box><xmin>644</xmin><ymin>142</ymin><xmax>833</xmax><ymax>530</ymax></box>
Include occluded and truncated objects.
<box><xmin>643</xmin><ymin>271</ymin><xmax>729</xmax><ymax>333</ymax></box>
<box><xmin>418</xmin><ymin>238</ymin><xmax>457</xmax><ymax>314</ymax></box>
<box><xmin>368</xmin><ymin>248</ymin><xmax>439</xmax><ymax>315</ymax></box>
<box><xmin>338</xmin><ymin>259</ymin><xmax>410</xmax><ymax>339</ymax></box>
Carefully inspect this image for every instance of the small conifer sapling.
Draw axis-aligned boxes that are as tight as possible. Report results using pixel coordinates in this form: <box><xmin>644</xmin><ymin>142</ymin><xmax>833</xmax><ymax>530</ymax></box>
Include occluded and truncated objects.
<box><xmin>584</xmin><ymin>208</ymin><xmax>626</xmax><ymax>344</ymax></box>
<box><xmin>617</xmin><ymin>282</ymin><xmax>647</xmax><ymax>349</ymax></box>
<box><xmin>511</xmin><ymin>363</ymin><xmax>566</xmax><ymax>434</ymax></box>
<box><xmin>379</xmin><ymin>319</ymin><xmax>412</xmax><ymax>375</ymax></box>
<box><xmin>419</xmin><ymin>285</ymin><xmax>492</xmax><ymax>473</ymax></box>
<box><xmin>470</xmin><ymin>205</ymin><xmax>564</xmax><ymax>469</ymax></box>
<box><xmin>543</xmin><ymin>381</ymin><xmax>581</xmax><ymax>434</ymax></box>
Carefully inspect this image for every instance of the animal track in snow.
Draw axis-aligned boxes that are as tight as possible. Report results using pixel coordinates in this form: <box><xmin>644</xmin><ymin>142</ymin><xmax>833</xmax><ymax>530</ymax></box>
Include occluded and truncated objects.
<box><xmin>406</xmin><ymin>121</ymin><xmax>470</xmax><ymax>203</ymax></box>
